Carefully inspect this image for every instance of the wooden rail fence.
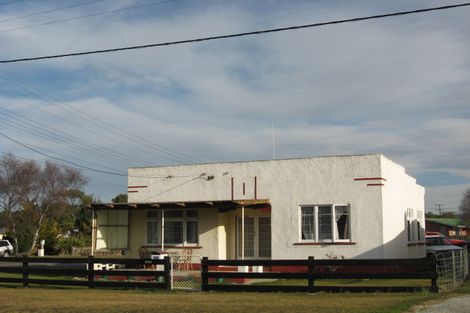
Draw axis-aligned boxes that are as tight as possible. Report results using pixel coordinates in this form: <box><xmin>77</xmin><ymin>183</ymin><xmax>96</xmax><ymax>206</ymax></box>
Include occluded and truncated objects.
<box><xmin>0</xmin><ymin>255</ymin><xmax>171</xmax><ymax>290</ymax></box>
<box><xmin>201</xmin><ymin>255</ymin><xmax>438</xmax><ymax>293</ymax></box>
<box><xmin>0</xmin><ymin>255</ymin><xmax>437</xmax><ymax>292</ymax></box>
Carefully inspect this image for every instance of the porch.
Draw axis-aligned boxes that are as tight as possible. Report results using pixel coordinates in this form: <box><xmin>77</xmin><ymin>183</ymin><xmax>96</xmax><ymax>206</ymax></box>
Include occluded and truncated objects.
<box><xmin>89</xmin><ymin>199</ymin><xmax>271</xmax><ymax>260</ymax></box>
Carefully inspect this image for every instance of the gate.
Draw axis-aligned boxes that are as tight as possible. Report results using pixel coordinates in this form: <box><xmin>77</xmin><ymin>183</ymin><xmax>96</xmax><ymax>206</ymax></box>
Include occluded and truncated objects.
<box><xmin>171</xmin><ymin>253</ymin><xmax>202</xmax><ymax>290</ymax></box>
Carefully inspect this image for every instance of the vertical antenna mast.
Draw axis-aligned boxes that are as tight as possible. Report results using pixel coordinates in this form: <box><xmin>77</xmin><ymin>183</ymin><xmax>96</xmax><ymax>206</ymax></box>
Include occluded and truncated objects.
<box><xmin>271</xmin><ymin>116</ymin><xmax>276</xmax><ymax>160</ymax></box>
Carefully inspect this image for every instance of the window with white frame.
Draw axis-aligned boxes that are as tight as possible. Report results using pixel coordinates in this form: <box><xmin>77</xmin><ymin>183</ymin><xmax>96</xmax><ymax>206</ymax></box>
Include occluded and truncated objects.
<box><xmin>164</xmin><ymin>209</ymin><xmax>198</xmax><ymax>245</ymax></box>
<box><xmin>406</xmin><ymin>209</ymin><xmax>424</xmax><ymax>243</ymax></box>
<box><xmin>146</xmin><ymin>209</ymin><xmax>199</xmax><ymax>246</ymax></box>
<box><xmin>300</xmin><ymin>205</ymin><xmax>350</xmax><ymax>242</ymax></box>
<box><xmin>147</xmin><ymin>210</ymin><xmax>159</xmax><ymax>244</ymax></box>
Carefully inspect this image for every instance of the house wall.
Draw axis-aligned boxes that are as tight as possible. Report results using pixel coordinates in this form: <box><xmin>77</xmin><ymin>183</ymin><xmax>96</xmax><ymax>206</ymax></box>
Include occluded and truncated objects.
<box><xmin>381</xmin><ymin>156</ymin><xmax>426</xmax><ymax>258</ymax></box>
<box><xmin>125</xmin><ymin>207</ymin><xmax>220</xmax><ymax>259</ymax></box>
<box><xmin>125</xmin><ymin>154</ymin><xmax>415</xmax><ymax>259</ymax></box>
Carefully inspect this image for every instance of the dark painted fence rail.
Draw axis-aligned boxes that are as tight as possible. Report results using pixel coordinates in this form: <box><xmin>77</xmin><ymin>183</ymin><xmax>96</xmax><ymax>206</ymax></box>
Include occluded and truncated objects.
<box><xmin>1</xmin><ymin>255</ymin><xmax>437</xmax><ymax>292</ymax></box>
<box><xmin>201</xmin><ymin>255</ymin><xmax>438</xmax><ymax>293</ymax></box>
<box><xmin>0</xmin><ymin>255</ymin><xmax>171</xmax><ymax>290</ymax></box>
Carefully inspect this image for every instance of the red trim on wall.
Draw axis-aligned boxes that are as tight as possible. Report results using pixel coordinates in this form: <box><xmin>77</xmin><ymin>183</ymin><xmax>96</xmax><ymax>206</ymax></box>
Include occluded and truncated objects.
<box><xmin>140</xmin><ymin>245</ymin><xmax>203</xmax><ymax>249</ymax></box>
<box><xmin>231</xmin><ymin>177</ymin><xmax>234</xmax><ymax>200</ymax></box>
<box><xmin>128</xmin><ymin>185</ymin><xmax>148</xmax><ymax>189</ymax></box>
<box><xmin>293</xmin><ymin>242</ymin><xmax>356</xmax><ymax>246</ymax></box>
<box><xmin>367</xmin><ymin>183</ymin><xmax>385</xmax><ymax>186</ymax></box>
<box><xmin>128</xmin><ymin>190</ymin><xmax>138</xmax><ymax>193</ymax></box>
<box><xmin>254</xmin><ymin>176</ymin><xmax>257</xmax><ymax>199</ymax></box>
<box><xmin>354</xmin><ymin>177</ymin><xmax>387</xmax><ymax>181</ymax></box>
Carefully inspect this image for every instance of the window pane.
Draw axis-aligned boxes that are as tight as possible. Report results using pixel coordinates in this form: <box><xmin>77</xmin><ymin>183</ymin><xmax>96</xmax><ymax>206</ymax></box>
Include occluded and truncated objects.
<box><xmin>301</xmin><ymin>207</ymin><xmax>315</xmax><ymax>240</ymax></box>
<box><xmin>165</xmin><ymin>210</ymin><xmax>184</xmax><ymax>218</ymax></box>
<box><xmin>186</xmin><ymin>221</ymin><xmax>198</xmax><ymax>244</ymax></box>
<box><xmin>186</xmin><ymin>210</ymin><xmax>198</xmax><ymax>218</ymax></box>
<box><xmin>147</xmin><ymin>221</ymin><xmax>159</xmax><ymax>244</ymax></box>
<box><xmin>164</xmin><ymin>221</ymin><xmax>183</xmax><ymax>244</ymax></box>
<box><xmin>335</xmin><ymin>206</ymin><xmax>350</xmax><ymax>240</ymax></box>
<box><xmin>147</xmin><ymin>210</ymin><xmax>158</xmax><ymax>218</ymax></box>
<box><xmin>259</xmin><ymin>217</ymin><xmax>271</xmax><ymax>258</ymax></box>
<box><xmin>237</xmin><ymin>217</ymin><xmax>255</xmax><ymax>257</ymax></box>
<box><xmin>417</xmin><ymin>221</ymin><xmax>421</xmax><ymax>241</ymax></box>
<box><xmin>318</xmin><ymin>206</ymin><xmax>332</xmax><ymax>240</ymax></box>
<box><xmin>407</xmin><ymin>221</ymin><xmax>411</xmax><ymax>241</ymax></box>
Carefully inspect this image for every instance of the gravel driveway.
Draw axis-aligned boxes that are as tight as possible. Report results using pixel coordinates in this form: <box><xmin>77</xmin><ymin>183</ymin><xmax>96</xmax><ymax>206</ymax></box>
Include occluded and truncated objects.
<box><xmin>413</xmin><ymin>295</ymin><xmax>470</xmax><ymax>313</ymax></box>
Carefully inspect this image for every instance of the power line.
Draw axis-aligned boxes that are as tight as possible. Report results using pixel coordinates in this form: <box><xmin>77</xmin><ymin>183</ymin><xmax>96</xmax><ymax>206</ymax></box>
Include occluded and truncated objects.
<box><xmin>0</xmin><ymin>130</ymin><xmax>130</xmax><ymax>177</ymax></box>
<box><xmin>0</xmin><ymin>77</ymin><xmax>164</xmax><ymax>166</ymax></box>
<box><xmin>0</xmin><ymin>0</ymin><xmax>181</xmax><ymax>34</ymax></box>
<box><xmin>0</xmin><ymin>0</ymin><xmax>23</xmax><ymax>7</ymax></box>
<box><xmin>0</xmin><ymin>100</ymin><xmax>152</xmax><ymax>167</ymax></box>
<box><xmin>0</xmin><ymin>114</ymin><xmax>129</xmax><ymax>172</ymax></box>
<box><xmin>0</xmin><ymin>150</ymin><xmax>128</xmax><ymax>190</ymax></box>
<box><xmin>0</xmin><ymin>0</ymin><xmax>105</xmax><ymax>24</ymax></box>
<box><xmin>1</xmin><ymin>73</ymin><xmax>203</xmax><ymax>164</ymax></box>
<box><xmin>140</xmin><ymin>174</ymin><xmax>206</xmax><ymax>203</ymax></box>
<box><xmin>1</xmin><ymin>2</ymin><xmax>469</xmax><ymax>64</ymax></box>
<box><xmin>0</xmin><ymin>130</ymin><xmax>200</xmax><ymax>179</ymax></box>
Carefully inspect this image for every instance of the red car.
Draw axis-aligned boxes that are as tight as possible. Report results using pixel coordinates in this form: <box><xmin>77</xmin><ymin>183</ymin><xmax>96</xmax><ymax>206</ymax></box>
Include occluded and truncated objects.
<box><xmin>425</xmin><ymin>232</ymin><xmax>467</xmax><ymax>247</ymax></box>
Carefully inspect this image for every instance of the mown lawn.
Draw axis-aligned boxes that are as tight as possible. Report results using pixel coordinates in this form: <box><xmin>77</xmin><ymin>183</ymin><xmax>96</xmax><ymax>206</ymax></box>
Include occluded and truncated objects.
<box><xmin>0</xmin><ymin>285</ymin><xmax>440</xmax><ymax>313</ymax></box>
<box><xmin>252</xmin><ymin>278</ymin><xmax>431</xmax><ymax>287</ymax></box>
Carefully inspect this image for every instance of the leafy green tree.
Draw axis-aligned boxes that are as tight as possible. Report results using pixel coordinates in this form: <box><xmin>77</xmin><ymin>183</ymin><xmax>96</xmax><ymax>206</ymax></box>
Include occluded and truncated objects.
<box><xmin>39</xmin><ymin>191</ymin><xmax>93</xmax><ymax>255</ymax></box>
<box><xmin>112</xmin><ymin>193</ymin><xmax>128</xmax><ymax>203</ymax></box>
<box><xmin>460</xmin><ymin>188</ymin><xmax>470</xmax><ymax>224</ymax></box>
<box><xmin>425</xmin><ymin>211</ymin><xmax>439</xmax><ymax>218</ymax></box>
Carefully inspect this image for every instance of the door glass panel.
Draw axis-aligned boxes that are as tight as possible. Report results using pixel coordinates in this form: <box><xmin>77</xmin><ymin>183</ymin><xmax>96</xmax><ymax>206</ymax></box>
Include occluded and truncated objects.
<box><xmin>258</xmin><ymin>217</ymin><xmax>271</xmax><ymax>258</ymax></box>
<box><xmin>238</xmin><ymin>217</ymin><xmax>255</xmax><ymax>258</ymax></box>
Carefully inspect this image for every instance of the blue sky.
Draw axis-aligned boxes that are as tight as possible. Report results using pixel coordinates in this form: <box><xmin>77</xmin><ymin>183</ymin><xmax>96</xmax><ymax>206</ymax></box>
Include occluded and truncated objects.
<box><xmin>0</xmin><ymin>0</ymin><xmax>469</xmax><ymax>212</ymax></box>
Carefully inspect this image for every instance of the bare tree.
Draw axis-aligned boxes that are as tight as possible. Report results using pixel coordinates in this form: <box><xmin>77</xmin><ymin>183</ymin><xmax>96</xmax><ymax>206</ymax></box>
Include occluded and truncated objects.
<box><xmin>26</xmin><ymin>162</ymin><xmax>87</xmax><ymax>254</ymax></box>
<box><xmin>1</xmin><ymin>154</ymin><xmax>87</xmax><ymax>255</ymax></box>
<box><xmin>460</xmin><ymin>188</ymin><xmax>470</xmax><ymax>224</ymax></box>
<box><xmin>0</xmin><ymin>154</ymin><xmax>38</xmax><ymax>255</ymax></box>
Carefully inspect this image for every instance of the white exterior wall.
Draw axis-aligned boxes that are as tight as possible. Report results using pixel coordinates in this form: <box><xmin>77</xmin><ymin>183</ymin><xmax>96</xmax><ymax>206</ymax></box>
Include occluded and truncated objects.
<box><xmin>380</xmin><ymin>156</ymin><xmax>426</xmax><ymax>258</ymax></box>
<box><xmin>126</xmin><ymin>154</ymin><xmax>425</xmax><ymax>259</ymax></box>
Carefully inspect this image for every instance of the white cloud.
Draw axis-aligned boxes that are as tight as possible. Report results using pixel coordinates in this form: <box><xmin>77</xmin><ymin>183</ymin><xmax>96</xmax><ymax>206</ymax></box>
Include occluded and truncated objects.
<box><xmin>0</xmin><ymin>0</ymin><xmax>469</xmax><ymax>201</ymax></box>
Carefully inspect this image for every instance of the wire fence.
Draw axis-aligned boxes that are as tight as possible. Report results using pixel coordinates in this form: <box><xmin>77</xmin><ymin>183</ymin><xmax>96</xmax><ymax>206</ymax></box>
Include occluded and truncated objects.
<box><xmin>171</xmin><ymin>255</ymin><xmax>202</xmax><ymax>291</ymax></box>
<box><xmin>435</xmin><ymin>249</ymin><xmax>469</xmax><ymax>291</ymax></box>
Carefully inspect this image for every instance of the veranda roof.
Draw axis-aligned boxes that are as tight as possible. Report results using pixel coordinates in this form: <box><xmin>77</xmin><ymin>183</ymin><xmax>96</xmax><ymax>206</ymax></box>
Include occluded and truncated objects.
<box><xmin>89</xmin><ymin>199</ymin><xmax>270</xmax><ymax>212</ymax></box>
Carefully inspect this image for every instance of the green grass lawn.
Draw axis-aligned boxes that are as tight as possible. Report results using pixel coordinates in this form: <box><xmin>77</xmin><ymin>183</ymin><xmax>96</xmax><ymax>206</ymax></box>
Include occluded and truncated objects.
<box><xmin>1</xmin><ymin>276</ymin><xmax>468</xmax><ymax>313</ymax></box>
<box><xmin>252</xmin><ymin>278</ymin><xmax>431</xmax><ymax>287</ymax></box>
<box><xmin>0</xmin><ymin>286</ymin><xmax>440</xmax><ymax>313</ymax></box>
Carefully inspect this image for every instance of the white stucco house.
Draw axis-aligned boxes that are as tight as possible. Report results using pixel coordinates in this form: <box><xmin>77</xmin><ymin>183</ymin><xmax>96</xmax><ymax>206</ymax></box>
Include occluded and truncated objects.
<box><xmin>90</xmin><ymin>154</ymin><xmax>426</xmax><ymax>260</ymax></box>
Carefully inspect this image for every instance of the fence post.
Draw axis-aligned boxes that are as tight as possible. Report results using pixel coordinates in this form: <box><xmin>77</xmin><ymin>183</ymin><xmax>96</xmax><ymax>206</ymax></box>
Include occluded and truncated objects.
<box><xmin>164</xmin><ymin>256</ymin><xmax>171</xmax><ymax>290</ymax></box>
<box><xmin>308</xmin><ymin>256</ymin><xmax>315</xmax><ymax>293</ymax></box>
<box><xmin>201</xmin><ymin>257</ymin><xmax>208</xmax><ymax>291</ymax></box>
<box><xmin>88</xmin><ymin>255</ymin><xmax>94</xmax><ymax>289</ymax></box>
<box><xmin>452</xmin><ymin>251</ymin><xmax>457</xmax><ymax>289</ymax></box>
<box><xmin>429</xmin><ymin>254</ymin><xmax>438</xmax><ymax>293</ymax></box>
<box><xmin>22</xmin><ymin>254</ymin><xmax>29</xmax><ymax>288</ymax></box>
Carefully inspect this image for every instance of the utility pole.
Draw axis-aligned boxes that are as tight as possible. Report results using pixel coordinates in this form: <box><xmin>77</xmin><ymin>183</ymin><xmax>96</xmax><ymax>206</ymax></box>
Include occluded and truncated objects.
<box><xmin>435</xmin><ymin>204</ymin><xmax>444</xmax><ymax>216</ymax></box>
